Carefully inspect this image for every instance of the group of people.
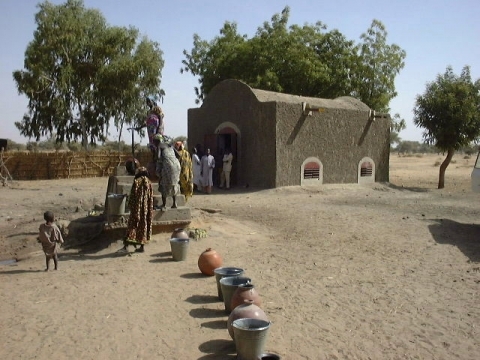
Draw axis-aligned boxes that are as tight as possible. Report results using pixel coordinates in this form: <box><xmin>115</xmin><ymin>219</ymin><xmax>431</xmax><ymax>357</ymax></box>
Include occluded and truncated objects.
<box><xmin>38</xmin><ymin>96</ymin><xmax>236</xmax><ymax>268</ymax></box>
<box><xmin>120</xmin><ymin>141</ymin><xmax>187</xmax><ymax>253</ymax></box>
<box><xmin>192</xmin><ymin>147</ymin><xmax>233</xmax><ymax>193</ymax></box>
<box><xmin>120</xmin><ymin>96</ymin><xmax>234</xmax><ymax>253</ymax></box>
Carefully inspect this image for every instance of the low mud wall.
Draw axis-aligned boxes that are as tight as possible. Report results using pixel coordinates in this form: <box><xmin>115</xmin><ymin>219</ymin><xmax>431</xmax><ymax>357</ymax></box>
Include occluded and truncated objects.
<box><xmin>1</xmin><ymin>151</ymin><xmax>152</xmax><ymax>180</ymax></box>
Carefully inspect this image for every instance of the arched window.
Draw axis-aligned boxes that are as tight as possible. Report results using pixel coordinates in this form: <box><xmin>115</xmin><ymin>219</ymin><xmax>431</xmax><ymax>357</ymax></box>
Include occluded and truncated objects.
<box><xmin>301</xmin><ymin>157</ymin><xmax>323</xmax><ymax>185</ymax></box>
<box><xmin>358</xmin><ymin>157</ymin><xmax>375</xmax><ymax>184</ymax></box>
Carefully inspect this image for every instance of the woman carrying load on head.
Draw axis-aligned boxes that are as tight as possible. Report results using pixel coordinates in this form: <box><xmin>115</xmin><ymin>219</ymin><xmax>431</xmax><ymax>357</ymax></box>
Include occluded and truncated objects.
<box><xmin>119</xmin><ymin>166</ymin><xmax>154</xmax><ymax>253</ymax></box>
<box><xmin>136</xmin><ymin>96</ymin><xmax>165</xmax><ymax>155</ymax></box>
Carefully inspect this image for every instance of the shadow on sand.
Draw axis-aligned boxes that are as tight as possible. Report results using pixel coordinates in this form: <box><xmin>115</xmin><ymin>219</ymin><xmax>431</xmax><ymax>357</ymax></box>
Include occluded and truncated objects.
<box><xmin>428</xmin><ymin>218</ymin><xmax>480</xmax><ymax>262</ymax></box>
<box><xmin>0</xmin><ymin>268</ymin><xmax>45</xmax><ymax>275</ymax></box>
<box><xmin>189</xmin><ymin>307</ymin><xmax>226</xmax><ymax>319</ymax></box>
<box><xmin>198</xmin><ymin>339</ymin><xmax>236</xmax><ymax>359</ymax></box>
<box><xmin>386</xmin><ymin>182</ymin><xmax>430</xmax><ymax>193</ymax></box>
<box><xmin>185</xmin><ymin>294</ymin><xmax>219</xmax><ymax>304</ymax></box>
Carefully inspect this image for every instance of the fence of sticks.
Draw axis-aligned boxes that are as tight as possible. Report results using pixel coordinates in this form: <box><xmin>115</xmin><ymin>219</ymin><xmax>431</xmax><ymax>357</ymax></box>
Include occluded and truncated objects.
<box><xmin>0</xmin><ymin>150</ymin><xmax>153</xmax><ymax>180</ymax></box>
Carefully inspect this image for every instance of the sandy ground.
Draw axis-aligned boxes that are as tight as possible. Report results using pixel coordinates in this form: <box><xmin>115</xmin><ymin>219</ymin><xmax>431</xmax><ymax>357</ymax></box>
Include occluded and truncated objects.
<box><xmin>0</xmin><ymin>153</ymin><xmax>479</xmax><ymax>359</ymax></box>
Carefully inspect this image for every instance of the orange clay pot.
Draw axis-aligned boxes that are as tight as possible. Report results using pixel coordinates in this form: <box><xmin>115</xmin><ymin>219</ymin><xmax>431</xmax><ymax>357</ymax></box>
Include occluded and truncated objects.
<box><xmin>230</xmin><ymin>283</ymin><xmax>262</xmax><ymax>310</ymax></box>
<box><xmin>198</xmin><ymin>248</ymin><xmax>223</xmax><ymax>276</ymax></box>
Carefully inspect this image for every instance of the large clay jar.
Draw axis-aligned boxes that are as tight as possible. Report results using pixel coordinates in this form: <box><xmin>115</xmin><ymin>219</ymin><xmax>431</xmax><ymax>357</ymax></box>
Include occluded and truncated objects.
<box><xmin>198</xmin><ymin>248</ymin><xmax>223</xmax><ymax>276</ymax></box>
<box><xmin>125</xmin><ymin>157</ymin><xmax>140</xmax><ymax>175</ymax></box>
<box><xmin>171</xmin><ymin>228</ymin><xmax>189</xmax><ymax>240</ymax></box>
<box><xmin>227</xmin><ymin>300</ymin><xmax>269</xmax><ymax>339</ymax></box>
<box><xmin>230</xmin><ymin>283</ymin><xmax>262</xmax><ymax>310</ymax></box>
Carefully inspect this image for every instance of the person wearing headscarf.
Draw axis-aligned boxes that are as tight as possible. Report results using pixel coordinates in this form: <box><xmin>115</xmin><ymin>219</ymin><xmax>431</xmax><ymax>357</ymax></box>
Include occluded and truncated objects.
<box><xmin>119</xmin><ymin>166</ymin><xmax>154</xmax><ymax>253</ymax></box>
<box><xmin>137</xmin><ymin>96</ymin><xmax>165</xmax><ymax>154</ymax></box>
<box><xmin>174</xmin><ymin>141</ymin><xmax>193</xmax><ymax>200</ymax></box>
<box><xmin>153</xmin><ymin>134</ymin><xmax>181</xmax><ymax>210</ymax></box>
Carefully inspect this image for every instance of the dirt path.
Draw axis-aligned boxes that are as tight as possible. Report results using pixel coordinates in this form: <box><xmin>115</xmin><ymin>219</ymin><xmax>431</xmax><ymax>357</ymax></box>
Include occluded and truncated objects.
<box><xmin>1</xmin><ymin>154</ymin><xmax>479</xmax><ymax>359</ymax></box>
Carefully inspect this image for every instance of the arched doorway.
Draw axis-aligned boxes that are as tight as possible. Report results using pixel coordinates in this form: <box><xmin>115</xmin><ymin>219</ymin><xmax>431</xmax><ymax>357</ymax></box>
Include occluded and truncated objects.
<box><xmin>203</xmin><ymin>122</ymin><xmax>241</xmax><ymax>187</ymax></box>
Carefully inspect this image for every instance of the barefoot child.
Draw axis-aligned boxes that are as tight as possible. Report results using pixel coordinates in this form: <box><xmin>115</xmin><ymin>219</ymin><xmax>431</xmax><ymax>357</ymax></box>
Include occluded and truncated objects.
<box><xmin>38</xmin><ymin>211</ymin><xmax>64</xmax><ymax>271</ymax></box>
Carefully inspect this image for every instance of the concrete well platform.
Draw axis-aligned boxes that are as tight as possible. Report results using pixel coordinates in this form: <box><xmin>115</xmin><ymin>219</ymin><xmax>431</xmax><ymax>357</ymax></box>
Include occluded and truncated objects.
<box><xmin>104</xmin><ymin>174</ymin><xmax>191</xmax><ymax>234</ymax></box>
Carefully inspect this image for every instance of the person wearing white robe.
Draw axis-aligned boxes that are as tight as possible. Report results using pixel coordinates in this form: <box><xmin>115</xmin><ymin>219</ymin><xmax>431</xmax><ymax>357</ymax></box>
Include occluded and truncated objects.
<box><xmin>200</xmin><ymin>148</ymin><xmax>215</xmax><ymax>194</ymax></box>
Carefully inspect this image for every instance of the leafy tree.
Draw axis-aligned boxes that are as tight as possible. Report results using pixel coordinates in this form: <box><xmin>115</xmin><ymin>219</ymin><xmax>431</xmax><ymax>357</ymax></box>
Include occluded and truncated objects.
<box><xmin>390</xmin><ymin>113</ymin><xmax>406</xmax><ymax>146</ymax></box>
<box><xmin>352</xmin><ymin>20</ymin><xmax>406</xmax><ymax>112</ymax></box>
<box><xmin>413</xmin><ymin>65</ymin><xmax>480</xmax><ymax>188</ymax></box>
<box><xmin>5</xmin><ymin>140</ymin><xmax>26</xmax><ymax>151</ymax></box>
<box><xmin>181</xmin><ymin>22</ymin><xmax>248</xmax><ymax>104</ymax></box>
<box><xmin>13</xmin><ymin>0</ymin><xmax>164</xmax><ymax>150</ymax></box>
<box><xmin>182</xmin><ymin>7</ymin><xmax>405</xmax><ymax>115</ymax></box>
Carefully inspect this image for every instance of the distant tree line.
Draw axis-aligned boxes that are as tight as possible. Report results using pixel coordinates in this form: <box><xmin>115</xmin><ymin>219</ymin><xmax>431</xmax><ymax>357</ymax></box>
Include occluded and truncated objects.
<box><xmin>392</xmin><ymin>140</ymin><xmax>478</xmax><ymax>155</ymax></box>
<box><xmin>4</xmin><ymin>136</ymin><xmax>189</xmax><ymax>153</ymax></box>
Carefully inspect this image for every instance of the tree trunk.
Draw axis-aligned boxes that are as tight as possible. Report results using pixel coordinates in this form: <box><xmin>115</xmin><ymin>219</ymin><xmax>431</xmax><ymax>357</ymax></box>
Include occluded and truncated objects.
<box><xmin>438</xmin><ymin>148</ymin><xmax>455</xmax><ymax>189</ymax></box>
<box><xmin>118</xmin><ymin>120</ymin><xmax>124</xmax><ymax>153</ymax></box>
<box><xmin>78</xmin><ymin>104</ymin><xmax>88</xmax><ymax>151</ymax></box>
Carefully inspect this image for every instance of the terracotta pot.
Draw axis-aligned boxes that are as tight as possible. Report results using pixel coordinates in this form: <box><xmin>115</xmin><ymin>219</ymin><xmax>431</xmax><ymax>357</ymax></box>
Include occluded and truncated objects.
<box><xmin>227</xmin><ymin>300</ymin><xmax>269</xmax><ymax>339</ymax></box>
<box><xmin>171</xmin><ymin>228</ymin><xmax>189</xmax><ymax>240</ymax></box>
<box><xmin>125</xmin><ymin>157</ymin><xmax>140</xmax><ymax>175</ymax></box>
<box><xmin>198</xmin><ymin>248</ymin><xmax>223</xmax><ymax>276</ymax></box>
<box><xmin>230</xmin><ymin>283</ymin><xmax>262</xmax><ymax>310</ymax></box>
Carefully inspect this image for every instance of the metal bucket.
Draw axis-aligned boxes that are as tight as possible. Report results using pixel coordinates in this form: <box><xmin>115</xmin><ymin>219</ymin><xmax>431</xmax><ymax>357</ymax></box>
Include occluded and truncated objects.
<box><xmin>233</xmin><ymin>318</ymin><xmax>271</xmax><ymax>360</ymax></box>
<box><xmin>214</xmin><ymin>267</ymin><xmax>244</xmax><ymax>301</ymax></box>
<box><xmin>107</xmin><ymin>193</ymin><xmax>127</xmax><ymax>215</ymax></box>
<box><xmin>219</xmin><ymin>276</ymin><xmax>251</xmax><ymax>314</ymax></box>
<box><xmin>169</xmin><ymin>238</ymin><xmax>189</xmax><ymax>261</ymax></box>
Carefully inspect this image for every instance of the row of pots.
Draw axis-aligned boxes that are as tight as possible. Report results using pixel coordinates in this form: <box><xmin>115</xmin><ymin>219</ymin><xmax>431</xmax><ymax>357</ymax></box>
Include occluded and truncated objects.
<box><xmin>170</xmin><ymin>228</ymin><xmax>280</xmax><ymax>360</ymax></box>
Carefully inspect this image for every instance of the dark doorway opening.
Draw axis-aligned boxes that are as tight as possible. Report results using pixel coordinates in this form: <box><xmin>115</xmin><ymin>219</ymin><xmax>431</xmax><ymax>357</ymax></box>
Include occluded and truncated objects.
<box><xmin>204</xmin><ymin>128</ymin><xmax>238</xmax><ymax>187</ymax></box>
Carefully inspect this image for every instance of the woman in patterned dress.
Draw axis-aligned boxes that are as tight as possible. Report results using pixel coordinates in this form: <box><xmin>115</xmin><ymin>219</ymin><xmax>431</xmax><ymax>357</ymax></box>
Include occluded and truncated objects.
<box><xmin>174</xmin><ymin>141</ymin><xmax>193</xmax><ymax>200</ymax></box>
<box><xmin>120</xmin><ymin>167</ymin><xmax>154</xmax><ymax>253</ymax></box>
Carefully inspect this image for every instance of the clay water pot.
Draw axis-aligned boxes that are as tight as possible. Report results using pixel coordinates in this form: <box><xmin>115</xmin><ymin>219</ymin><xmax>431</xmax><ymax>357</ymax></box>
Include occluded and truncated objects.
<box><xmin>230</xmin><ymin>283</ymin><xmax>262</xmax><ymax>310</ymax></box>
<box><xmin>227</xmin><ymin>300</ymin><xmax>269</xmax><ymax>339</ymax></box>
<box><xmin>220</xmin><ymin>276</ymin><xmax>252</xmax><ymax>314</ymax></box>
<box><xmin>125</xmin><ymin>158</ymin><xmax>140</xmax><ymax>175</ymax></box>
<box><xmin>171</xmin><ymin>228</ymin><xmax>189</xmax><ymax>240</ymax></box>
<box><xmin>198</xmin><ymin>248</ymin><xmax>223</xmax><ymax>276</ymax></box>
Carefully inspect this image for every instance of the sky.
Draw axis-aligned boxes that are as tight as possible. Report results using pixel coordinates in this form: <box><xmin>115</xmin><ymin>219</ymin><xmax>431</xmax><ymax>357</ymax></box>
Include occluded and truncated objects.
<box><xmin>0</xmin><ymin>0</ymin><xmax>479</xmax><ymax>145</ymax></box>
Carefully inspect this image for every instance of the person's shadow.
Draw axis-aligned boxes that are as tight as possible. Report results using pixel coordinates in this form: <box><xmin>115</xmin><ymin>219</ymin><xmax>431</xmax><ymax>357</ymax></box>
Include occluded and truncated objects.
<box><xmin>428</xmin><ymin>219</ymin><xmax>480</xmax><ymax>262</ymax></box>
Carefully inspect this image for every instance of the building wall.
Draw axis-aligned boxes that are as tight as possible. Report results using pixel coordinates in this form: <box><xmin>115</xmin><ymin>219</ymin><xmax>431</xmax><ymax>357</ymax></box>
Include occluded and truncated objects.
<box><xmin>188</xmin><ymin>80</ymin><xmax>277</xmax><ymax>187</ymax></box>
<box><xmin>274</xmin><ymin>102</ymin><xmax>390</xmax><ymax>186</ymax></box>
<box><xmin>188</xmin><ymin>79</ymin><xmax>390</xmax><ymax>189</ymax></box>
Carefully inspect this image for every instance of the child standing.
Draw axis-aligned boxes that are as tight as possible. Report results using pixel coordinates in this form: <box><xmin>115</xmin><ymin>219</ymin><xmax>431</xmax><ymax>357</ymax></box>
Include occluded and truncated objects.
<box><xmin>38</xmin><ymin>211</ymin><xmax>64</xmax><ymax>271</ymax></box>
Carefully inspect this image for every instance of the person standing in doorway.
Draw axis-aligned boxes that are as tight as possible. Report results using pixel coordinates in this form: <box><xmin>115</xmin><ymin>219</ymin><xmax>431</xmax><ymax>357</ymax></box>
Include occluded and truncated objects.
<box><xmin>200</xmin><ymin>148</ymin><xmax>215</xmax><ymax>194</ymax></box>
<box><xmin>191</xmin><ymin>147</ymin><xmax>202</xmax><ymax>192</ymax></box>
<box><xmin>220</xmin><ymin>148</ymin><xmax>233</xmax><ymax>190</ymax></box>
